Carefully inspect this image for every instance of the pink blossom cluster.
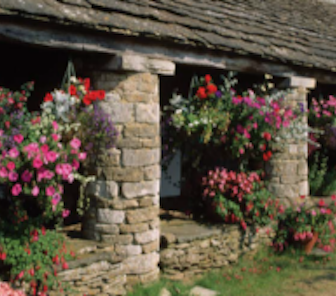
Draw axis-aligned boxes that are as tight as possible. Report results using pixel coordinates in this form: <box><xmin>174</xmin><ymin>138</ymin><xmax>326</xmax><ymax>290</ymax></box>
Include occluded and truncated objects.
<box><xmin>0</xmin><ymin>123</ymin><xmax>86</xmax><ymax>216</ymax></box>
<box><xmin>0</xmin><ymin>282</ymin><xmax>26</xmax><ymax>296</ymax></box>
<box><xmin>311</xmin><ymin>96</ymin><xmax>336</xmax><ymax>119</ymax></box>
<box><xmin>202</xmin><ymin>168</ymin><xmax>260</xmax><ymax>202</ymax></box>
<box><xmin>293</xmin><ymin>231</ymin><xmax>314</xmax><ymax>241</ymax></box>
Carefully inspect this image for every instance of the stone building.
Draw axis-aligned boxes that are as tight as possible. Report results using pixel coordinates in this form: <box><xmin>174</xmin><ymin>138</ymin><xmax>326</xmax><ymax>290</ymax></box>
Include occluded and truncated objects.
<box><xmin>1</xmin><ymin>0</ymin><xmax>336</xmax><ymax>294</ymax></box>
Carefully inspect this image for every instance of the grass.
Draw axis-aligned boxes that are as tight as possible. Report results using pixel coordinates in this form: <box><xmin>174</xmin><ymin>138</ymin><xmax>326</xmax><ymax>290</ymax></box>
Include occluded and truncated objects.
<box><xmin>128</xmin><ymin>248</ymin><xmax>336</xmax><ymax>296</ymax></box>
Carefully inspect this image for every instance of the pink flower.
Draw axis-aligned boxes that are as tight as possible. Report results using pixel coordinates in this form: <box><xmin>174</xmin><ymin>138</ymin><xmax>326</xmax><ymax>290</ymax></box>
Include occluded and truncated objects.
<box><xmin>70</xmin><ymin>138</ymin><xmax>81</xmax><ymax>150</ymax></box>
<box><xmin>46</xmin><ymin>186</ymin><xmax>55</xmax><ymax>197</ymax></box>
<box><xmin>78</xmin><ymin>152</ymin><xmax>87</xmax><ymax>160</ymax></box>
<box><xmin>51</xmin><ymin>134</ymin><xmax>60</xmax><ymax>142</ymax></box>
<box><xmin>8</xmin><ymin>172</ymin><xmax>18</xmax><ymax>182</ymax></box>
<box><xmin>311</xmin><ymin>210</ymin><xmax>317</xmax><ymax>216</ymax></box>
<box><xmin>8</xmin><ymin>147</ymin><xmax>19</xmax><ymax>158</ymax></box>
<box><xmin>239</xmin><ymin>148</ymin><xmax>245</xmax><ymax>154</ymax></box>
<box><xmin>40</xmin><ymin>136</ymin><xmax>47</xmax><ymax>143</ymax></box>
<box><xmin>46</xmin><ymin>151</ymin><xmax>58</xmax><ymax>163</ymax></box>
<box><xmin>32</xmin><ymin>186</ymin><xmax>40</xmax><ymax>196</ymax></box>
<box><xmin>40</xmin><ymin>144</ymin><xmax>49</xmax><ymax>154</ymax></box>
<box><xmin>17</xmin><ymin>270</ymin><xmax>25</xmax><ymax>280</ymax></box>
<box><xmin>6</xmin><ymin>162</ymin><xmax>15</xmax><ymax>171</ymax></box>
<box><xmin>72</xmin><ymin>159</ymin><xmax>80</xmax><ymax>170</ymax></box>
<box><xmin>13</xmin><ymin>134</ymin><xmax>24</xmax><ymax>144</ymax></box>
<box><xmin>0</xmin><ymin>167</ymin><xmax>8</xmax><ymax>178</ymax></box>
<box><xmin>52</xmin><ymin>121</ymin><xmax>58</xmax><ymax>131</ymax></box>
<box><xmin>62</xmin><ymin>209</ymin><xmax>70</xmax><ymax>218</ymax></box>
<box><xmin>11</xmin><ymin>183</ymin><xmax>22</xmax><ymax>196</ymax></box>
<box><xmin>21</xmin><ymin>170</ymin><xmax>32</xmax><ymax>182</ymax></box>
<box><xmin>32</xmin><ymin>158</ymin><xmax>43</xmax><ymax>169</ymax></box>
<box><xmin>52</xmin><ymin>193</ymin><xmax>61</xmax><ymax>211</ymax></box>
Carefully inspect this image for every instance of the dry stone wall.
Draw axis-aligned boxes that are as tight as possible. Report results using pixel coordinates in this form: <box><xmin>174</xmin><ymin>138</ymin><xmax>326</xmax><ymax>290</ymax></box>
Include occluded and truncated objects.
<box><xmin>160</xmin><ymin>224</ymin><xmax>274</xmax><ymax>280</ymax></box>
<box><xmin>81</xmin><ymin>71</ymin><xmax>161</xmax><ymax>294</ymax></box>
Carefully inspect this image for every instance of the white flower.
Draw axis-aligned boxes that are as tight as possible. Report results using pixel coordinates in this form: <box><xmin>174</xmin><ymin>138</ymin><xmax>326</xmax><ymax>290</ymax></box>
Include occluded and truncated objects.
<box><xmin>175</xmin><ymin>109</ymin><xmax>182</xmax><ymax>115</ymax></box>
<box><xmin>70</xmin><ymin>76</ymin><xmax>77</xmax><ymax>83</ymax></box>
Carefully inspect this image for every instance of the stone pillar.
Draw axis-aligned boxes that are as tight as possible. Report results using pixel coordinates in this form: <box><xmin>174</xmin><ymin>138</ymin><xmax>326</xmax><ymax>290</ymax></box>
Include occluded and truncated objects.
<box><xmin>82</xmin><ymin>54</ymin><xmax>175</xmax><ymax>289</ymax></box>
<box><xmin>266</xmin><ymin>76</ymin><xmax>316</xmax><ymax>203</ymax></box>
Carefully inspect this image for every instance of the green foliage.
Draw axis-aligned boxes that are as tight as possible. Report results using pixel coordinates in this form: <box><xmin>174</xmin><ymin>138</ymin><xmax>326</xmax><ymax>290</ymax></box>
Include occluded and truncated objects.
<box><xmin>309</xmin><ymin>150</ymin><xmax>328</xmax><ymax>195</ymax></box>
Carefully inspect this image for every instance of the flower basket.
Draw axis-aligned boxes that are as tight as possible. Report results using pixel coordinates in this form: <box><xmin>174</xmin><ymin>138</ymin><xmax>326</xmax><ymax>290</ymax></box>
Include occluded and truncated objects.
<box><xmin>296</xmin><ymin>231</ymin><xmax>319</xmax><ymax>255</ymax></box>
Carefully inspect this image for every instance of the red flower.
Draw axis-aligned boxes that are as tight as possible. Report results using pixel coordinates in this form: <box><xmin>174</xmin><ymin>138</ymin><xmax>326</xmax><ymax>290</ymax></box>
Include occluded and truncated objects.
<box><xmin>97</xmin><ymin>90</ymin><xmax>106</xmax><ymax>100</ymax></box>
<box><xmin>263</xmin><ymin>132</ymin><xmax>272</xmax><ymax>141</ymax></box>
<box><xmin>89</xmin><ymin>91</ymin><xmax>98</xmax><ymax>102</ymax></box>
<box><xmin>331</xmin><ymin>195</ymin><xmax>336</xmax><ymax>201</ymax></box>
<box><xmin>62</xmin><ymin>262</ymin><xmax>69</xmax><ymax>270</ymax></box>
<box><xmin>84</xmin><ymin>78</ymin><xmax>90</xmax><ymax>91</ymax></box>
<box><xmin>318</xmin><ymin>199</ymin><xmax>325</xmax><ymax>207</ymax></box>
<box><xmin>0</xmin><ymin>252</ymin><xmax>6</xmax><ymax>261</ymax></box>
<box><xmin>300</xmin><ymin>195</ymin><xmax>305</xmax><ymax>199</ymax></box>
<box><xmin>206</xmin><ymin>84</ymin><xmax>217</xmax><ymax>95</ymax></box>
<box><xmin>205</xmin><ymin>74</ymin><xmax>212</xmax><ymax>84</ymax></box>
<box><xmin>69</xmin><ymin>85</ymin><xmax>77</xmax><ymax>96</ymax></box>
<box><xmin>5</xmin><ymin>121</ymin><xmax>10</xmax><ymax>129</ymax></box>
<box><xmin>196</xmin><ymin>87</ymin><xmax>207</xmax><ymax>99</ymax></box>
<box><xmin>43</xmin><ymin>93</ymin><xmax>53</xmax><ymax>102</ymax></box>
<box><xmin>83</xmin><ymin>95</ymin><xmax>91</xmax><ymax>106</ymax></box>
<box><xmin>31</xmin><ymin>116</ymin><xmax>41</xmax><ymax>125</ymax></box>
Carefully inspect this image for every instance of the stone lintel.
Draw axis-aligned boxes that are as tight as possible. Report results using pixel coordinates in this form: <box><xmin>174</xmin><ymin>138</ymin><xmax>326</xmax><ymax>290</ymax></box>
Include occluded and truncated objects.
<box><xmin>103</xmin><ymin>54</ymin><xmax>176</xmax><ymax>76</ymax></box>
<box><xmin>278</xmin><ymin>76</ymin><xmax>316</xmax><ymax>89</ymax></box>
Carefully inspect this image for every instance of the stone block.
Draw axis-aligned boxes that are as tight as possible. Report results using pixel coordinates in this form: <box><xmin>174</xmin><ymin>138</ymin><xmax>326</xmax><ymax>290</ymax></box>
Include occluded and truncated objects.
<box><xmin>126</xmin><ymin>206</ymin><xmax>159</xmax><ymax>224</ymax></box>
<box><xmin>109</xmin><ymin>167</ymin><xmax>144</xmax><ymax>182</ymax></box>
<box><xmin>96</xmin><ymin>149</ymin><xmax>121</xmax><ymax>167</ymax></box>
<box><xmin>134</xmin><ymin>229</ymin><xmax>159</xmax><ymax>244</ymax></box>
<box><xmin>97</xmin><ymin>209</ymin><xmax>125</xmax><ymax>224</ymax></box>
<box><xmin>299</xmin><ymin>180</ymin><xmax>309</xmax><ymax>196</ymax></box>
<box><xmin>100</xmin><ymin>101</ymin><xmax>134</xmax><ymax>123</ymax></box>
<box><xmin>141</xmin><ymin>137</ymin><xmax>161</xmax><ymax>148</ymax></box>
<box><xmin>268</xmin><ymin>160</ymin><xmax>297</xmax><ymax>176</ymax></box>
<box><xmin>268</xmin><ymin>183</ymin><xmax>298</xmax><ymax>199</ymax></box>
<box><xmin>139</xmin><ymin>267</ymin><xmax>160</xmax><ymax>284</ymax></box>
<box><xmin>112</xmin><ymin>199</ymin><xmax>139</xmax><ymax>210</ymax></box>
<box><xmin>142</xmin><ymin>239</ymin><xmax>160</xmax><ymax>254</ymax></box>
<box><xmin>122</xmin><ymin>149</ymin><xmax>160</xmax><ymax>167</ymax></box>
<box><xmin>86</xmin><ymin>181</ymin><xmax>119</xmax><ymax>199</ymax></box>
<box><xmin>135</xmin><ymin>103</ymin><xmax>160</xmax><ymax>123</ymax></box>
<box><xmin>122</xmin><ymin>180</ymin><xmax>160</xmax><ymax>199</ymax></box>
<box><xmin>298</xmin><ymin>161</ymin><xmax>308</xmax><ymax>175</ymax></box>
<box><xmin>124</xmin><ymin>123</ymin><xmax>159</xmax><ymax>138</ymax></box>
<box><xmin>190</xmin><ymin>286</ymin><xmax>219</xmax><ymax>296</ymax></box>
<box><xmin>115</xmin><ymin>245</ymin><xmax>142</xmax><ymax>257</ymax></box>
<box><xmin>117</xmin><ymin>138</ymin><xmax>143</xmax><ymax>149</ymax></box>
<box><xmin>122</xmin><ymin>252</ymin><xmax>160</xmax><ymax>275</ymax></box>
<box><xmin>120</xmin><ymin>223</ymin><xmax>149</xmax><ymax>234</ymax></box>
<box><xmin>138</xmin><ymin>196</ymin><xmax>154</xmax><ymax>207</ymax></box>
<box><xmin>143</xmin><ymin>165</ymin><xmax>161</xmax><ymax>180</ymax></box>
<box><xmin>95</xmin><ymin>224</ymin><xmax>120</xmax><ymax>234</ymax></box>
<box><xmin>101</xmin><ymin>234</ymin><xmax>133</xmax><ymax>244</ymax></box>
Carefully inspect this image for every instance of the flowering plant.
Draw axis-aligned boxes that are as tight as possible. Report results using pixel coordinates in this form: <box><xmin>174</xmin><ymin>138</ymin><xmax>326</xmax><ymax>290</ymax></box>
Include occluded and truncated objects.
<box><xmin>0</xmin><ymin>82</ymin><xmax>85</xmax><ymax>295</ymax></box>
<box><xmin>0</xmin><ymin>281</ymin><xmax>26</xmax><ymax>296</ymax></box>
<box><xmin>202</xmin><ymin>168</ymin><xmax>279</xmax><ymax>230</ymax></box>
<box><xmin>274</xmin><ymin>196</ymin><xmax>336</xmax><ymax>252</ymax></box>
<box><xmin>165</xmin><ymin>74</ymin><xmax>303</xmax><ymax>171</ymax></box>
<box><xmin>42</xmin><ymin>76</ymin><xmax>117</xmax><ymax>164</ymax></box>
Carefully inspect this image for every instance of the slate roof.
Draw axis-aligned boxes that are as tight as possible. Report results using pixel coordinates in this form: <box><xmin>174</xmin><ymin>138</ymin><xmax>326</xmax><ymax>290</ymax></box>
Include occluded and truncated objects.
<box><xmin>1</xmin><ymin>0</ymin><xmax>336</xmax><ymax>72</ymax></box>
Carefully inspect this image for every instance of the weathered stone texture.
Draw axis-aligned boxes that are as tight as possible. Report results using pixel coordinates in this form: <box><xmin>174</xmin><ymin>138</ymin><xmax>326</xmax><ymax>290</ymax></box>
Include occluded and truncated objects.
<box><xmin>122</xmin><ymin>149</ymin><xmax>160</xmax><ymax>167</ymax></box>
<box><xmin>122</xmin><ymin>181</ymin><xmax>160</xmax><ymax>199</ymax></box>
<box><xmin>97</xmin><ymin>209</ymin><xmax>125</xmax><ymax>224</ymax></box>
<box><xmin>86</xmin><ymin>181</ymin><xmax>119</xmax><ymax>199</ymax></box>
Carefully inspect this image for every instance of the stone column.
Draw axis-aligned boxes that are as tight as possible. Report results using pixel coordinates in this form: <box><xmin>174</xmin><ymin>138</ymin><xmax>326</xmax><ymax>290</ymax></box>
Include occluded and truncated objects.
<box><xmin>82</xmin><ymin>54</ymin><xmax>175</xmax><ymax>288</ymax></box>
<box><xmin>266</xmin><ymin>76</ymin><xmax>316</xmax><ymax>203</ymax></box>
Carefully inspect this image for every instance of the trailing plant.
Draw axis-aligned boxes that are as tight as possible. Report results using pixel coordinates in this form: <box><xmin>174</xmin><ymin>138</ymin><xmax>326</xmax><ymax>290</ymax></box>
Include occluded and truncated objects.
<box><xmin>202</xmin><ymin>168</ymin><xmax>280</xmax><ymax>230</ymax></box>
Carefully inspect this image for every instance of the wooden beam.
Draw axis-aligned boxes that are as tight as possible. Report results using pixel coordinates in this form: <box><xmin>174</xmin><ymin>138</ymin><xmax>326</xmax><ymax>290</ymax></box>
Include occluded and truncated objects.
<box><xmin>1</xmin><ymin>19</ymin><xmax>336</xmax><ymax>84</ymax></box>
<box><xmin>278</xmin><ymin>76</ymin><xmax>317</xmax><ymax>89</ymax></box>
